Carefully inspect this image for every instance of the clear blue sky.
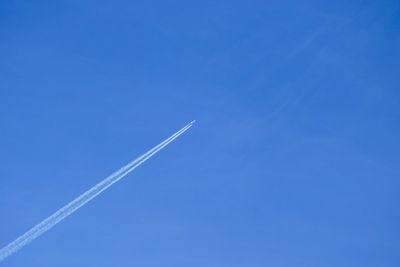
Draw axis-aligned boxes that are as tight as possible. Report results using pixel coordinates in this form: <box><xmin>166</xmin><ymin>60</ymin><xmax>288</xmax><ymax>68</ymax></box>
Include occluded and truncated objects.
<box><xmin>1</xmin><ymin>0</ymin><xmax>399</xmax><ymax>266</ymax></box>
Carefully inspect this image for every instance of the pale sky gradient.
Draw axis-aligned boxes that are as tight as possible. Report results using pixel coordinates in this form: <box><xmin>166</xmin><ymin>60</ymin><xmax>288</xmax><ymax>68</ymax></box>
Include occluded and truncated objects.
<box><xmin>1</xmin><ymin>0</ymin><xmax>399</xmax><ymax>266</ymax></box>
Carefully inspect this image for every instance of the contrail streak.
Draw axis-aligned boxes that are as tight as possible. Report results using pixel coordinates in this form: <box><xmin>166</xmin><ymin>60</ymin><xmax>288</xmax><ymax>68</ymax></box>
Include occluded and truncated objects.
<box><xmin>0</xmin><ymin>120</ymin><xmax>195</xmax><ymax>263</ymax></box>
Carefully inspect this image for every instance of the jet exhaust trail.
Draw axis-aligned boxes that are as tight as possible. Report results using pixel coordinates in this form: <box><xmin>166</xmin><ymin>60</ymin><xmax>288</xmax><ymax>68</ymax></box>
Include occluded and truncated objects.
<box><xmin>0</xmin><ymin>121</ymin><xmax>195</xmax><ymax>263</ymax></box>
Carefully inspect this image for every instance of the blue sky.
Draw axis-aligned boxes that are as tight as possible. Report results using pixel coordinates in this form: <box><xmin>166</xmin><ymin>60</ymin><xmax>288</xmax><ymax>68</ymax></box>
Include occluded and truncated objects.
<box><xmin>0</xmin><ymin>0</ymin><xmax>399</xmax><ymax>266</ymax></box>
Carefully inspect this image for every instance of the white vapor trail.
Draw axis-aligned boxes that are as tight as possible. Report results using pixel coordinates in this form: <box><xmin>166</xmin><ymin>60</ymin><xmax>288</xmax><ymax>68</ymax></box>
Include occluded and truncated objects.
<box><xmin>0</xmin><ymin>121</ymin><xmax>195</xmax><ymax>263</ymax></box>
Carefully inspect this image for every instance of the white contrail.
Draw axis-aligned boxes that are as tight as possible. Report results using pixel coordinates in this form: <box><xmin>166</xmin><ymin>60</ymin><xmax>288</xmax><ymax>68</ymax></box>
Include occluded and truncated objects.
<box><xmin>0</xmin><ymin>120</ymin><xmax>195</xmax><ymax>263</ymax></box>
